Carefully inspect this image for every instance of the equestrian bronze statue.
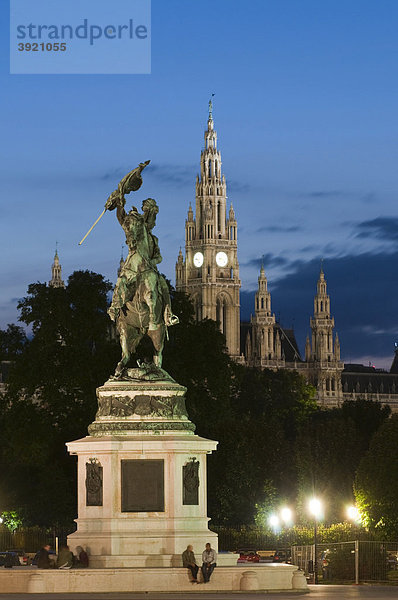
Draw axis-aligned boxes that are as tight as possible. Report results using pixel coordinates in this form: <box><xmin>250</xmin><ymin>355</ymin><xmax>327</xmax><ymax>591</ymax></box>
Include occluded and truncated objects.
<box><xmin>80</xmin><ymin>161</ymin><xmax>178</xmax><ymax>379</ymax></box>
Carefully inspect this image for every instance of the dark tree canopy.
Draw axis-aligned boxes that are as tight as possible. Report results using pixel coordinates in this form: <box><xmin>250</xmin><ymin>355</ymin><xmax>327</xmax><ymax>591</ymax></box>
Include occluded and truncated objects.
<box><xmin>0</xmin><ymin>271</ymin><xmax>119</xmax><ymax>526</ymax></box>
<box><xmin>294</xmin><ymin>398</ymin><xmax>391</xmax><ymax>524</ymax></box>
<box><xmin>0</xmin><ymin>324</ymin><xmax>27</xmax><ymax>361</ymax></box>
<box><xmin>355</xmin><ymin>413</ymin><xmax>398</xmax><ymax>539</ymax></box>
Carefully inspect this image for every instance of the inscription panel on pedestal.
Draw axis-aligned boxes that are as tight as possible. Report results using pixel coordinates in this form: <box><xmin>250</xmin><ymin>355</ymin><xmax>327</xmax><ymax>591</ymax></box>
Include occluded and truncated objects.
<box><xmin>121</xmin><ymin>460</ymin><xmax>164</xmax><ymax>512</ymax></box>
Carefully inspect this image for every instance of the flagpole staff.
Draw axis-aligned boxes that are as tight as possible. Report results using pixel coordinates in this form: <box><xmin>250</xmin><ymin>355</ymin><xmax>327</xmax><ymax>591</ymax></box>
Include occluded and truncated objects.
<box><xmin>78</xmin><ymin>208</ymin><xmax>107</xmax><ymax>246</ymax></box>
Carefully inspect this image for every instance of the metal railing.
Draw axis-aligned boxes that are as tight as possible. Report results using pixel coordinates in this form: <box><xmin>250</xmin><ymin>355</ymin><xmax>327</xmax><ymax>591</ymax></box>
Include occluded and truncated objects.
<box><xmin>291</xmin><ymin>541</ymin><xmax>398</xmax><ymax>584</ymax></box>
<box><xmin>0</xmin><ymin>527</ymin><xmax>75</xmax><ymax>553</ymax></box>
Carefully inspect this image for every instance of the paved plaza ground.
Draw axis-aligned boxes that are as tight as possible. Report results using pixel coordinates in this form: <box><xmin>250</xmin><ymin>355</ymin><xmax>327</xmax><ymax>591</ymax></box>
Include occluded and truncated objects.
<box><xmin>0</xmin><ymin>585</ymin><xmax>398</xmax><ymax>600</ymax></box>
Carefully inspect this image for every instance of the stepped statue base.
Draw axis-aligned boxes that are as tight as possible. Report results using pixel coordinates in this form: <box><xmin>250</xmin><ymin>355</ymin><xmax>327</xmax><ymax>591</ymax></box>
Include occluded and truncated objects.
<box><xmin>67</xmin><ymin>375</ymin><xmax>219</xmax><ymax>568</ymax></box>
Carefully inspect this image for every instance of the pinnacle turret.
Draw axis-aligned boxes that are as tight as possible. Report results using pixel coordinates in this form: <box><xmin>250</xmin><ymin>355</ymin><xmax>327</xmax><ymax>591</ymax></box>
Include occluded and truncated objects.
<box><xmin>49</xmin><ymin>247</ymin><xmax>65</xmax><ymax>288</ymax></box>
<box><xmin>310</xmin><ymin>267</ymin><xmax>335</xmax><ymax>361</ymax></box>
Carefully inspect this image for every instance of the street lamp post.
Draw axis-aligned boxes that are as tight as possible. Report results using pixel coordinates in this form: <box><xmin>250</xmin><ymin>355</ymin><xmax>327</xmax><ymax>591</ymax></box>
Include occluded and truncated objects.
<box><xmin>347</xmin><ymin>504</ymin><xmax>361</xmax><ymax>585</ymax></box>
<box><xmin>314</xmin><ymin>516</ymin><xmax>318</xmax><ymax>584</ymax></box>
<box><xmin>308</xmin><ymin>498</ymin><xmax>322</xmax><ymax>584</ymax></box>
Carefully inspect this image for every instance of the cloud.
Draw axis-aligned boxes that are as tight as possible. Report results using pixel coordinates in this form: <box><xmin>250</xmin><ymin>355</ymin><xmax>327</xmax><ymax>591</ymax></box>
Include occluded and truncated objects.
<box><xmin>147</xmin><ymin>164</ymin><xmax>195</xmax><ymax>186</ymax></box>
<box><xmin>243</xmin><ymin>254</ymin><xmax>289</xmax><ymax>269</ymax></box>
<box><xmin>299</xmin><ymin>245</ymin><xmax>318</xmax><ymax>253</ymax></box>
<box><xmin>101</xmin><ymin>167</ymin><xmax>127</xmax><ymax>181</ymax></box>
<box><xmin>228</xmin><ymin>179</ymin><xmax>251</xmax><ymax>193</ymax></box>
<box><xmin>101</xmin><ymin>163</ymin><xmax>195</xmax><ymax>186</ymax></box>
<box><xmin>307</xmin><ymin>190</ymin><xmax>343</xmax><ymax>199</ymax></box>
<box><xmin>256</xmin><ymin>225</ymin><xmax>302</xmax><ymax>233</ymax></box>
<box><xmin>360</xmin><ymin>192</ymin><xmax>377</xmax><ymax>204</ymax></box>
<box><xmin>356</xmin><ymin>216</ymin><xmax>398</xmax><ymax>244</ymax></box>
<box><xmin>356</xmin><ymin>325</ymin><xmax>398</xmax><ymax>336</ymax></box>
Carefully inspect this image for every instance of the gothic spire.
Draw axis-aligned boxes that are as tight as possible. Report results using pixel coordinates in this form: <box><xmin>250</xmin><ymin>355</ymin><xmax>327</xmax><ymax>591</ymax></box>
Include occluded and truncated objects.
<box><xmin>49</xmin><ymin>246</ymin><xmax>65</xmax><ymax>288</ymax></box>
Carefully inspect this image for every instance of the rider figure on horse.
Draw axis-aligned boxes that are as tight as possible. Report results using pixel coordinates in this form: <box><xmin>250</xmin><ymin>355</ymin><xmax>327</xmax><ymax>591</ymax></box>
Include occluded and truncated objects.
<box><xmin>108</xmin><ymin>195</ymin><xmax>173</xmax><ymax>331</ymax></box>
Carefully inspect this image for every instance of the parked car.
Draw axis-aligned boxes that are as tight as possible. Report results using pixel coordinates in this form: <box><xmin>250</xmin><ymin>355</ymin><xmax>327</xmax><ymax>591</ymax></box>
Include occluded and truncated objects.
<box><xmin>237</xmin><ymin>549</ymin><xmax>261</xmax><ymax>563</ymax></box>
<box><xmin>272</xmin><ymin>549</ymin><xmax>292</xmax><ymax>564</ymax></box>
<box><xmin>257</xmin><ymin>549</ymin><xmax>291</xmax><ymax>563</ymax></box>
<box><xmin>0</xmin><ymin>551</ymin><xmax>20</xmax><ymax>567</ymax></box>
<box><xmin>7</xmin><ymin>548</ymin><xmax>28</xmax><ymax>566</ymax></box>
<box><xmin>257</xmin><ymin>550</ymin><xmax>276</xmax><ymax>562</ymax></box>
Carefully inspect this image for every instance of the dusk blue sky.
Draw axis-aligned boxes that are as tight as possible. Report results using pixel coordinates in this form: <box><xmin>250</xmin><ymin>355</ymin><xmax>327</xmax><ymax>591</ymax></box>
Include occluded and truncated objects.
<box><xmin>1</xmin><ymin>0</ymin><xmax>398</xmax><ymax>368</ymax></box>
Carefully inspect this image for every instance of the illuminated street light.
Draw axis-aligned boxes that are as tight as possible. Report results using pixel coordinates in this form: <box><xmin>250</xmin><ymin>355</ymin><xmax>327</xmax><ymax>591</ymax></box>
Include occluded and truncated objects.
<box><xmin>347</xmin><ymin>505</ymin><xmax>361</xmax><ymax>523</ymax></box>
<box><xmin>308</xmin><ymin>498</ymin><xmax>322</xmax><ymax>519</ymax></box>
<box><xmin>280</xmin><ymin>507</ymin><xmax>293</xmax><ymax>525</ymax></box>
<box><xmin>308</xmin><ymin>498</ymin><xmax>323</xmax><ymax>584</ymax></box>
<box><xmin>268</xmin><ymin>514</ymin><xmax>280</xmax><ymax>530</ymax></box>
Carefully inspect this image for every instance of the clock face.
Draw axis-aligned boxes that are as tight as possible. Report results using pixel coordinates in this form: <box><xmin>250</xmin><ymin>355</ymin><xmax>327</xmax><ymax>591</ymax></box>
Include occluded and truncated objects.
<box><xmin>193</xmin><ymin>252</ymin><xmax>204</xmax><ymax>267</ymax></box>
<box><xmin>216</xmin><ymin>251</ymin><xmax>228</xmax><ymax>267</ymax></box>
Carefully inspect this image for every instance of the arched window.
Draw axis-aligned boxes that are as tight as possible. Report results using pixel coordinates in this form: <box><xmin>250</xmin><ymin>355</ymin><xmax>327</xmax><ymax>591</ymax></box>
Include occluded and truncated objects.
<box><xmin>215</xmin><ymin>159</ymin><xmax>218</xmax><ymax>177</ymax></box>
<box><xmin>194</xmin><ymin>297</ymin><xmax>202</xmax><ymax>321</ymax></box>
<box><xmin>261</xmin><ymin>298</ymin><xmax>264</xmax><ymax>309</ymax></box>
<box><xmin>216</xmin><ymin>296</ymin><xmax>227</xmax><ymax>337</ymax></box>
<box><xmin>208</xmin><ymin>161</ymin><xmax>211</xmax><ymax>178</ymax></box>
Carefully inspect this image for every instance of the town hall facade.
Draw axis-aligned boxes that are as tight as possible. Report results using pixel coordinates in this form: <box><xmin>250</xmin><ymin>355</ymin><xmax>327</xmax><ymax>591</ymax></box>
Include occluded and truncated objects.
<box><xmin>175</xmin><ymin>104</ymin><xmax>398</xmax><ymax>411</ymax></box>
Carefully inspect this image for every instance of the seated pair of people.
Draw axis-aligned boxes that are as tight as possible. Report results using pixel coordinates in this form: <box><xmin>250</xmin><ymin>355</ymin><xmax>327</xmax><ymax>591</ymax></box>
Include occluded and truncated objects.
<box><xmin>57</xmin><ymin>545</ymin><xmax>89</xmax><ymax>569</ymax></box>
<box><xmin>182</xmin><ymin>543</ymin><xmax>217</xmax><ymax>583</ymax></box>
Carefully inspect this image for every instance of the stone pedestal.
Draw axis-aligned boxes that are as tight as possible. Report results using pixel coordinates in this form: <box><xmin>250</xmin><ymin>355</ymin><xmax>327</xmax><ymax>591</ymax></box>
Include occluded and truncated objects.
<box><xmin>67</xmin><ymin>373</ymin><xmax>218</xmax><ymax>568</ymax></box>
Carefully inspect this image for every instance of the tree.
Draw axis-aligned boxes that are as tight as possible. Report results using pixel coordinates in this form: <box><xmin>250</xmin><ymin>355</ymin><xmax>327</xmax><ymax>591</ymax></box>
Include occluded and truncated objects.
<box><xmin>340</xmin><ymin>398</ymin><xmax>390</xmax><ymax>453</ymax></box>
<box><xmin>295</xmin><ymin>410</ymin><xmax>360</xmax><ymax>523</ymax></box>
<box><xmin>0</xmin><ymin>324</ymin><xmax>27</xmax><ymax>361</ymax></box>
<box><xmin>295</xmin><ymin>399</ymin><xmax>391</xmax><ymax>525</ymax></box>
<box><xmin>0</xmin><ymin>271</ymin><xmax>119</xmax><ymax>526</ymax></box>
<box><xmin>355</xmin><ymin>414</ymin><xmax>398</xmax><ymax>539</ymax></box>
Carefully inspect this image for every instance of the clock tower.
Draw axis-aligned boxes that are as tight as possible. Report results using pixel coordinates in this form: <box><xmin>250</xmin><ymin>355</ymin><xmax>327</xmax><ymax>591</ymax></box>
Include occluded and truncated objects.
<box><xmin>175</xmin><ymin>101</ymin><xmax>241</xmax><ymax>358</ymax></box>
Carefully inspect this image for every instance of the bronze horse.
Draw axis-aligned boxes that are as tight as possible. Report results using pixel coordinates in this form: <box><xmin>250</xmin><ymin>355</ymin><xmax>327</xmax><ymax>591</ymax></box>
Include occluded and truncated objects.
<box><xmin>110</xmin><ymin>197</ymin><xmax>177</xmax><ymax>378</ymax></box>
